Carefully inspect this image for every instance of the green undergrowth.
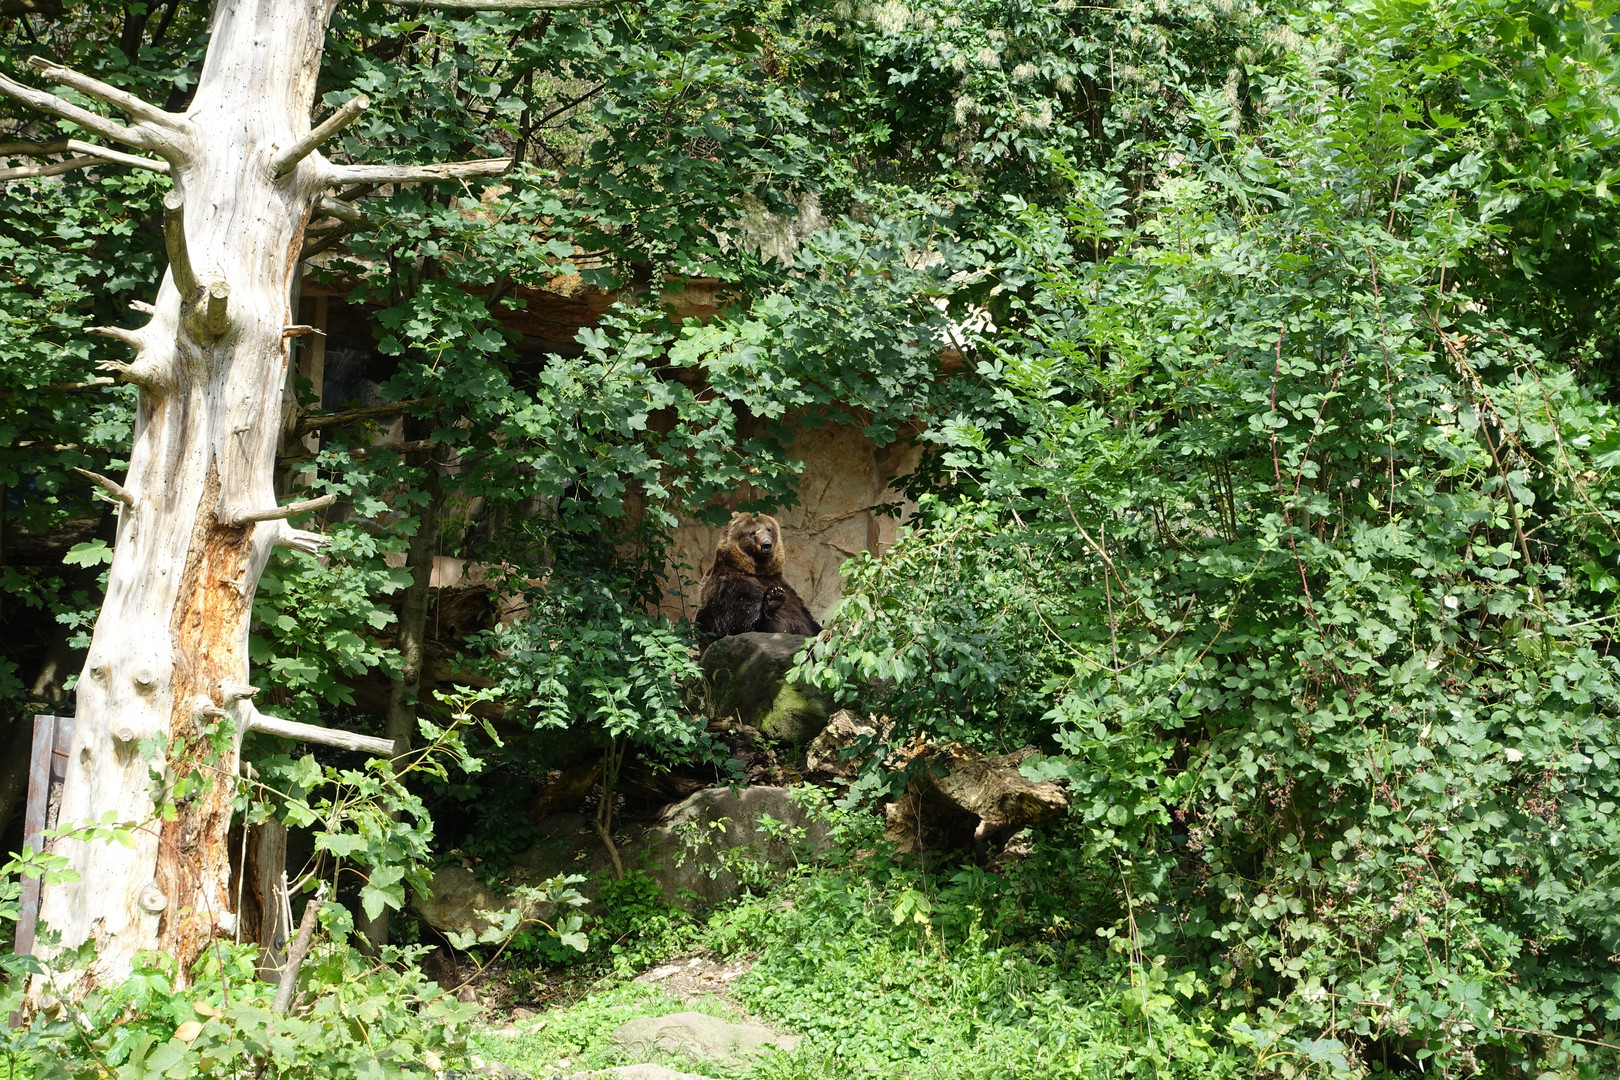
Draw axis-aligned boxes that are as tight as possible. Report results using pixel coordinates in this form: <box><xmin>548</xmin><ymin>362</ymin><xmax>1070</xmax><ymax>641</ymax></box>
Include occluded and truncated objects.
<box><xmin>479</xmin><ymin>858</ymin><xmax>1258</xmax><ymax>1080</ymax></box>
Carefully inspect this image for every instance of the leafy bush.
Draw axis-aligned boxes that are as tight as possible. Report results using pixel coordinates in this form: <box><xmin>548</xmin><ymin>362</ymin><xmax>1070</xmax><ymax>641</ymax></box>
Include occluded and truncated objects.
<box><xmin>796</xmin><ymin>3</ymin><xmax>1620</xmax><ymax>1073</ymax></box>
<box><xmin>5</xmin><ymin>933</ymin><xmax>474</xmax><ymax>1079</ymax></box>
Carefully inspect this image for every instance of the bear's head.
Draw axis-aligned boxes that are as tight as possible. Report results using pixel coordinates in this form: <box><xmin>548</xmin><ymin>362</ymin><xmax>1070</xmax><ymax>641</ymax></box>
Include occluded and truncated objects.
<box><xmin>717</xmin><ymin>512</ymin><xmax>785</xmax><ymax>574</ymax></box>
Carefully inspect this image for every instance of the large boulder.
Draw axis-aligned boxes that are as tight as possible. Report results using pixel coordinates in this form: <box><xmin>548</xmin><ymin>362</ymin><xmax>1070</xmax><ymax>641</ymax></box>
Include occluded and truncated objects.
<box><xmin>411</xmin><ymin>866</ymin><xmax>509</xmax><ymax>938</ymax></box>
<box><xmin>701</xmin><ymin>632</ymin><xmax>833</xmax><ymax>744</ymax></box>
<box><xmin>610</xmin><ymin>1012</ymin><xmax>799</xmax><ymax>1071</ymax></box>
<box><xmin>499</xmin><ymin>787</ymin><xmax>833</xmax><ymax>910</ymax></box>
<box><xmin>634</xmin><ymin>786</ymin><xmax>830</xmax><ymax>907</ymax></box>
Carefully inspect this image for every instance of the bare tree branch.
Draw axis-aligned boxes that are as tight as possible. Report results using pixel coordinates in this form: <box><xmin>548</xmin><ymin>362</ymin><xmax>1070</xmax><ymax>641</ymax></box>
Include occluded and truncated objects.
<box><xmin>274</xmin><ymin>523</ymin><xmax>330</xmax><ymax>555</ymax></box>
<box><xmin>298</xmin><ymin>229</ymin><xmax>349</xmax><ymax>262</ymax></box>
<box><xmin>66</xmin><ymin>138</ymin><xmax>170</xmax><ymax>173</ymax></box>
<box><xmin>323</xmin><ymin>157</ymin><xmax>510</xmax><ymax>185</ymax></box>
<box><xmin>162</xmin><ymin>190</ymin><xmax>196</xmax><ymax>294</ymax></box>
<box><xmin>0</xmin><ymin>70</ymin><xmax>162</xmax><ymax>154</ymax></box>
<box><xmin>25</xmin><ymin>56</ymin><xmax>176</xmax><ymax>128</ymax></box>
<box><xmin>0</xmin><ymin>153</ymin><xmax>98</xmax><ymax>180</ymax></box>
<box><xmin>271</xmin><ymin>94</ymin><xmax>367</xmax><ymax>178</ymax></box>
<box><xmin>296</xmin><ymin>399</ymin><xmax>423</xmax><ymax>436</ymax></box>
<box><xmin>0</xmin><ymin>138</ymin><xmax>68</xmax><ymax>156</ymax></box>
<box><xmin>313</xmin><ymin>194</ymin><xmax>367</xmax><ymax>225</ymax></box>
<box><xmin>246</xmin><ymin>712</ymin><xmax>397</xmax><ymax>757</ymax></box>
<box><xmin>218</xmin><ymin>493</ymin><xmax>336</xmax><ymax>527</ymax></box>
<box><xmin>72</xmin><ymin>466</ymin><xmax>135</xmax><ymax>507</ymax></box>
<box><xmin>272</xmin><ymin>881</ymin><xmax>325</xmax><ymax>1014</ymax></box>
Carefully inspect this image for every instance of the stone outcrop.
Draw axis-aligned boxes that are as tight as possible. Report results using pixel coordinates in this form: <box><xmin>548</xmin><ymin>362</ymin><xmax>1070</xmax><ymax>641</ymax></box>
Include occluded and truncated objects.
<box><xmin>610</xmin><ymin>1012</ymin><xmax>799</xmax><ymax>1071</ymax></box>
<box><xmin>465</xmin><ymin>786</ymin><xmax>831</xmax><ymax>913</ymax></box>
<box><xmin>636</xmin><ymin>785</ymin><xmax>831</xmax><ymax>907</ymax></box>
<box><xmin>700</xmin><ymin>632</ymin><xmax>832</xmax><ymax>745</ymax></box>
<box><xmin>411</xmin><ymin>866</ymin><xmax>512</xmax><ymax>939</ymax></box>
<box><xmin>660</xmin><ymin>423</ymin><xmax>920</xmax><ymax>622</ymax></box>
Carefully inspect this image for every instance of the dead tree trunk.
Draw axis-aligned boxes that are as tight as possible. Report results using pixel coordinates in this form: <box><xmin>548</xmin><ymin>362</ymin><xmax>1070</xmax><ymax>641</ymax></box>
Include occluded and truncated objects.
<box><xmin>0</xmin><ymin>0</ymin><xmax>507</xmax><ymax>992</ymax></box>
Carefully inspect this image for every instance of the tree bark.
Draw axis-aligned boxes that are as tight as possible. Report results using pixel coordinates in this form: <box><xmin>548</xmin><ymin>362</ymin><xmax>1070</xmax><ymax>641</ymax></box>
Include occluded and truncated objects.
<box><xmin>0</xmin><ymin>0</ymin><xmax>507</xmax><ymax>995</ymax></box>
<box><xmin>14</xmin><ymin>0</ymin><xmax>342</xmax><ymax>991</ymax></box>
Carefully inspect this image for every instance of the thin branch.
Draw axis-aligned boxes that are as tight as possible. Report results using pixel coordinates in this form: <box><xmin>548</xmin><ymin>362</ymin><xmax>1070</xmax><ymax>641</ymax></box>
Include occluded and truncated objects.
<box><xmin>86</xmin><ymin>325</ymin><xmax>141</xmax><ymax>348</ymax></box>
<box><xmin>218</xmin><ymin>493</ymin><xmax>336</xmax><ymax>527</ymax></box>
<box><xmin>271</xmin><ymin>94</ymin><xmax>368</xmax><ymax>179</ymax></box>
<box><xmin>312</xmin><ymin>194</ymin><xmax>367</xmax><ymax>225</ymax></box>
<box><xmin>273</xmin><ymin>881</ymin><xmax>325</xmax><ymax>1014</ymax></box>
<box><xmin>0</xmin><ymin>154</ymin><xmax>100</xmax><ymax>181</ymax></box>
<box><xmin>298</xmin><ymin>229</ymin><xmax>349</xmax><ymax>262</ymax></box>
<box><xmin>65</xmin><ymin>137</ymin><xmax>170</xmax><ymax>173</ymax></box>
<box><xmin>278</xmin><ymin>438</ymin><xmax>433</xmax><ymax>465</ymax></box>
<box><xmin>71</xmin><ymin>466</ymin><xmax>134</xmax><ymax>507</ymax></box>
<box><xmin>25</xmin><ymin>55</ymin><xmax>175</xmax><ymax>127</ymax></box>
<box><xmin>534</xmin><ymin>82</ymin><xmax>605</xmax><ymax>129</ymax></box>
<box><xmin>0</xmin><ymin>69</ymin><xmax>155</xmax><ymax>152</ymax></box>
<box><xmin>129</xmin><ymin>299</ymin><xmax>155</xmax><ymax>315</ymax></box>
<box><xmin>296</xmin><ymin>399</ymin><xmax>423</xmax><ymax>435</ymax></box>
<box><xmin>0</xmin><ymin>138</ymin><xmax>68</xmax><ymax>156</ymax></box>
<box><xmin>323</xmin><ymin>157</ymin><xmax>510</xmax><ymax>186</ymax></box>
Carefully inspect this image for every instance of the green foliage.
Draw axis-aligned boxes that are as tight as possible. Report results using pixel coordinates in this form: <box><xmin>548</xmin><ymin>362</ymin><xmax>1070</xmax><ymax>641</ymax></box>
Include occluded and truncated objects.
<box><xmin>474</xmin><ymin>551</ymin><xmax>706</xmax><ymax>763</ymax></box>
<box><xmin>251</xmin><ymin>524</ymin><xmax>411</xmax><ymax>723</ymax></box>
<box><xmin>796</xmin><ymin>2</ymin><xmax>1620</xmax><ymax>1071</ymax></box>
<box><xmin>2</xmin><ymin>938</ymin><xmax>474</xmax><ymax>1079</ymax></box>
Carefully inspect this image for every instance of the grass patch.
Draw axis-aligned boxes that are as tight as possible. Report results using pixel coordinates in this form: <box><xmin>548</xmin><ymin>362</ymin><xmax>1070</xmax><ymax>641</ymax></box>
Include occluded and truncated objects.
<box><xmin>480</xmin><ymin>858</ymin><xmax>1246</xmax><ymax>1080</ymax></box>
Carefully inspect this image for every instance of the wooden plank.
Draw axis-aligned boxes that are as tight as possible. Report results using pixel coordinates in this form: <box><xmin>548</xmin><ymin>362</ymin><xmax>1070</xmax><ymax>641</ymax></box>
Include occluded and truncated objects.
<box><xmin>16</xmin><ymin>714</ymin><xmax>74</xmax><ymax>958</ymax></box>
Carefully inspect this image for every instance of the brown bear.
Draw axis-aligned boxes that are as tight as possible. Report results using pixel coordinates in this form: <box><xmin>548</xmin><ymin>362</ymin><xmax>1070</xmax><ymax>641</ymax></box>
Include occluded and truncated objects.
<box><xmin>695</xmin><ymin>512</ymin><xmax>822</xmax><ymax>640</ymax></box>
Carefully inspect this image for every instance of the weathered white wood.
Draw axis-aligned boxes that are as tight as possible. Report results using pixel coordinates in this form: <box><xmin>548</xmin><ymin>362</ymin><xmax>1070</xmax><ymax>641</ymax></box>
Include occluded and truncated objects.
<box><xmin>25</xmin><ymin>56</ymin><xmax>177</xmax><ymax>128</ymax></box>
<box><xmin>322</xmin><ymin>157</ymin><xmax>510</xmax><ymax>185</ymax></box>
<box><xmin>270</xmin><ymin>94</ymin><xmax>366</xmax><ymax>178</ymax></box>
<box><xmin>0</xmin><ymin>0</ymin><xmax>512</xmax><ymax>997</ymax></box>
<box><xmin>243</xmin><ymin>711</ymin><xmax>397</xmax><ymax>757</ymax></box>
<box><xmin>218</xmin><ymin>493</ymin><xmax>336</xmax><ymax>527</ymax></box>
<box><xmin>0</xmin><ymin>154</ymin><xmax>100</xmax><ymax>181</ymax></box>
<box><xmin>13</xmin><ymin>0</ymin><xmax>343</xmax><ymax>991</ymax></box>
<box><xmin>0</xmin><ymin>65</ymin><xmax>188</xmax><ymax>160</ymax></box>
<box><xmin>64</xmin><ymin>140</ymin><xmax>172</xmax><ymax>174</ymax></box>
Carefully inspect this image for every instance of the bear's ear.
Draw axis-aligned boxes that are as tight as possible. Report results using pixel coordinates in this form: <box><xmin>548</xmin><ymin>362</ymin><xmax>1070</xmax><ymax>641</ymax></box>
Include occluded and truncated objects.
<box><xmin>729</xmin><ymin>510</ymin><xmax>748</xmax><ymax>521</ymax></box>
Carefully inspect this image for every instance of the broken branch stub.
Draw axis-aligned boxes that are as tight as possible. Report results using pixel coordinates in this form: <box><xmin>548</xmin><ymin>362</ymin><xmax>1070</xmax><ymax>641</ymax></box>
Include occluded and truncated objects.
<box><xmin>270</xmin><ymin>93</ymin><xmax>368</xmax><ymax>178</ymax></box>
<box><xmin>217</xmin><ymin>493</ymin><xmax>337</xmax><ymax>528</ymax></box>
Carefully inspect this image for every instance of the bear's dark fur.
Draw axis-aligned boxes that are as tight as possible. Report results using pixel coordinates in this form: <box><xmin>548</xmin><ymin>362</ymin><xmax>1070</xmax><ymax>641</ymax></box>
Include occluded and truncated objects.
<box><xmin>695</xmin><ymin>512</ymin><xmax>822</xmax><ymax>640</ymax></box>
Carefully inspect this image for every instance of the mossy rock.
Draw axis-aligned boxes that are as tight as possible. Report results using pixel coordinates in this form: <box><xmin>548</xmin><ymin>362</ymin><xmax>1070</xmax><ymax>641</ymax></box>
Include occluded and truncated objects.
<box><xmin>700</xmin><ymin>631</ymin><xmax>833</xmax><ymax>745</ymax></box>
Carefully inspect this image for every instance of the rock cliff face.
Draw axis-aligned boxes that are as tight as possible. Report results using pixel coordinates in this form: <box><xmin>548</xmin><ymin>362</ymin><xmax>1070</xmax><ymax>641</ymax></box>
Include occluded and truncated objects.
<box><xmin>661</xmin><ymin>423</ymin><xmax>919</xmax><ymax>622</ymax></box>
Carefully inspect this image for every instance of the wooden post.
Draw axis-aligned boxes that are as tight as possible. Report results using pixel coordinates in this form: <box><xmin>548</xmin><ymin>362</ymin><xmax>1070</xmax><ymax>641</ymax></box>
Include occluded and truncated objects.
<box><xmin>16</xmin><ymin>715</ymin><xmax>74</xmax><ymax>958</ymax></box>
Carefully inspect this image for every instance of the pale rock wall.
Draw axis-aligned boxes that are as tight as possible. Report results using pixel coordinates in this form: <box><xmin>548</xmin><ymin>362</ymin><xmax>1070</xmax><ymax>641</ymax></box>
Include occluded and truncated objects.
<box><xmin>660</xmin><ymin>424</ymin><xmax>920</xmax><ymax>624</ymax></box>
